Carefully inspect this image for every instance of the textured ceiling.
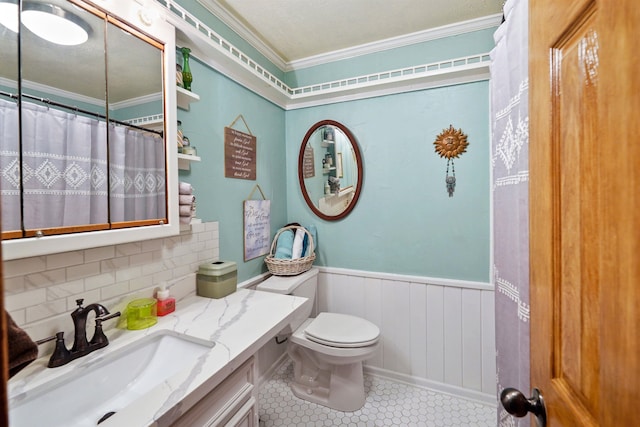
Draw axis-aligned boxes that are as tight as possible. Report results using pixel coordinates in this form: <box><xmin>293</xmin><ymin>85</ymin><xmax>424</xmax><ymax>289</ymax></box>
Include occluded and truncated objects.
<box><xmin>203</xmin><ymin>0</ymin><xmax>503</xmax><ymax>63</ymax></box>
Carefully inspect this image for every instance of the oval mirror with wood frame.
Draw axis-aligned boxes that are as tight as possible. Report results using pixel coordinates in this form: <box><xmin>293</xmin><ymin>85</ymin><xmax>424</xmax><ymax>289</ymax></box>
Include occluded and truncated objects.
<box><xmin>298</xmin><ymin>120</ymin><xmax>363</xmax><ymax>221</ymax></box>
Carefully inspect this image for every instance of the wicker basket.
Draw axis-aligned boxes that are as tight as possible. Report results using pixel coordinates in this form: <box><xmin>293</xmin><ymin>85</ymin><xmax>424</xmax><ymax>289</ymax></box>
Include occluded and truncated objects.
<box><xmin>264</xmin><ymin>225</ymin><xmax>315</xmax><ymax>276</ymax></box>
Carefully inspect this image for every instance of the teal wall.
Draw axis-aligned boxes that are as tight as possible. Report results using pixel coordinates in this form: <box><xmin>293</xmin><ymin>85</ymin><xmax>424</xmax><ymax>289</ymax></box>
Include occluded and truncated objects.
<box><xmin>176</xmin><ymin>57</ymin><xmax>287</xmax><ymax>281</ymax></box>
<box><xmin>174</xmin><ymin>61</ymin><xmax>492</xmax><ymax>284</ymax></box>
<box><xmin>285</xmin><ymin>82</ymin><xmax>490</xmax><ymax>282</ymax></box>
<box><xmin>164</xmin><ymin>2</ymin><xmax>493</xmax><ymax>283</ymax></box>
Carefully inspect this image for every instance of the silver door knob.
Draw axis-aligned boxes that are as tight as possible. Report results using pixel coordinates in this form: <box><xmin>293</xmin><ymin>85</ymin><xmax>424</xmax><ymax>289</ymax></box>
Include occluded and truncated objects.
<box><xmin>500</xmin><ymin>387</ymin><xmax>547</xmax><ymax>427</ymax></box>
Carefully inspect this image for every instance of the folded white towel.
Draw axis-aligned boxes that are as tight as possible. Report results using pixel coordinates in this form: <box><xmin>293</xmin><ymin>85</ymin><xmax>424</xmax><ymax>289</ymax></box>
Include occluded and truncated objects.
<box><xmin>179</xmin><ymin>205</ymin><xmax>193</xmax><ymax>216</ymax></box>
<box><xmin>179</xmin><ymin>194</ymin><xmax>195</xmax><ymax>205</ymax></box>
<box><xmin>179</xmin><ymin>181</ymin><xmax>193</xmax><ymax>195</ymax></box>
<box><xmin>179</xmin><ymin>216</ymin><xmax>191</xmax><ymax>224</ymax></box>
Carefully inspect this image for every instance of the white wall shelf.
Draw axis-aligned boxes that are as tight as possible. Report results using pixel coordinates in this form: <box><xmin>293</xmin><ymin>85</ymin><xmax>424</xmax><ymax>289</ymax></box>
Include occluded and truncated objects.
<box><xmin>177</xmin><ymin>86</ymin><xmax>200</xmax><ymax>110</ymax></box>
<box><xmin>178</xmin><ymin>153</ymin><xmax>201</xmax><ymax>170</ymax></box>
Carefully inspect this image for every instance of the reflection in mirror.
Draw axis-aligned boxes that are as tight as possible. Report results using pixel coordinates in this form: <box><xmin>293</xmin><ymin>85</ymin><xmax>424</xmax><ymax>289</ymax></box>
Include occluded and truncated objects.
<box><xmin>298</xmin><ymin>120</ymin><xmax>363</xmax><ymax>221</ymax></box>
<box><xmin>0</xmin><ymin>0</ymin><xmax>20</xmax><ymax>237</ymax></box>
<box><xmin>0</xmin><ymin>0</ymin><xmax>167</xmax><ymax>240</ymax></box>
<box><xmin>106</xmin><ymin>17</ymin><xmax>166</xmax><ymax>226</ymax></box>
<box><xmin>20</xmin><ymin>0</ymin><xmax>108</xmax><ymax>235</ymax></box>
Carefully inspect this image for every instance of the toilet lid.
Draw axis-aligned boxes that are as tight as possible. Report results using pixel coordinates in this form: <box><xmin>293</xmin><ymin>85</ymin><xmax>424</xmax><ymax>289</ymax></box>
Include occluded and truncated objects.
<box><xmin>304</xmin><ymin>313</ymin><xmax>380</xmax><ymax>348</ymax></box>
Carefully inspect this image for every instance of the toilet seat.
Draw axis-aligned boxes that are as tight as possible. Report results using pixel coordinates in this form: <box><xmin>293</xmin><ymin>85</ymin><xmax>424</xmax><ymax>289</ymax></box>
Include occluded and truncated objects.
<box><xmin>304</xmin><ymin>312</ymin><xmax>379</xmax><ymax>348</ymax></box>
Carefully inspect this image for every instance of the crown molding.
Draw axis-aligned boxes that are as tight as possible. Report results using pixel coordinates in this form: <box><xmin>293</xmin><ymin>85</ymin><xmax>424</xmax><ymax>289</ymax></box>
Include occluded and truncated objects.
<box><xmin>196</xmin><ymin>0</ymin><xmax>288</xmax><ymax>71</ymax></box>
<box><xmin>167</xmin><ymin>0</ymin><xmax>492</xmax><ymax>111</ymax></box>
<box><xmin>195</xmin><ymin>1</ymin><xmax>500</xmax><ymax>73</ymax></box>
<box><xmin>287</xmin><ymin>13</ymin><xmax>502</xmax><ymax>71</ymax></box>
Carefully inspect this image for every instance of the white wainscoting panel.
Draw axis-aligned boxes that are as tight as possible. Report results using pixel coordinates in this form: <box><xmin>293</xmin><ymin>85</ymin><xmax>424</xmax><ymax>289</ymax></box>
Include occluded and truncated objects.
<box><xmin>316</xmin><ymin>267</ymin><xmax>496</xmax><ymax>400</ymax></box>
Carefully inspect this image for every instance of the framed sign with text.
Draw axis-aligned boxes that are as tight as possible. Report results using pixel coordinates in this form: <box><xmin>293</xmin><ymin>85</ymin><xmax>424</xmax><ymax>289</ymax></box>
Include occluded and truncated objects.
<box><xmin>225</xmin><ymin>126</ymin><xmax>257</xmax><ymax>180</ymax></box>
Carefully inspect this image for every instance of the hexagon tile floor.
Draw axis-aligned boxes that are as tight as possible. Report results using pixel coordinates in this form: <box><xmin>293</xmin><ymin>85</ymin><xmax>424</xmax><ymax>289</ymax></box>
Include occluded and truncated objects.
<box><xmin>258</xmin><ymin>360</ymin><xmax>496</xmax><ymax>427</ymax></box>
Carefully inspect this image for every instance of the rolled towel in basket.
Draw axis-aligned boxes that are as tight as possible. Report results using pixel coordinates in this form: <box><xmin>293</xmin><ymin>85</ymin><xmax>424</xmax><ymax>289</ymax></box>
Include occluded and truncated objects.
<box><xmin>274</xmin><ymin>229</ymin><xmax>294</xmax><ymax>259</ymax></box>
<box><xmin>291</xmin><ymin>228</ymin><xmax>306</xmax><ymax>259</ymax></box>
<box><xmin>302</xmin><ymin>224</ymin><xmax>317</xmax><ymax>257</ymax></box>
<box><xmin>179</xmin><ymin>181</ymin><xmax>193</xmax><ymax>195</ymax></box>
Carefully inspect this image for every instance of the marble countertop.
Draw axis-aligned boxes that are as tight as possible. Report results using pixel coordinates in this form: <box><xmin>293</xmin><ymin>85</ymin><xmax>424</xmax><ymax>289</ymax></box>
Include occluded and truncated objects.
<box><xmin>8</xmin><ymin>289</ymin><xmax>307</xmax><ymax>427</ymax></box>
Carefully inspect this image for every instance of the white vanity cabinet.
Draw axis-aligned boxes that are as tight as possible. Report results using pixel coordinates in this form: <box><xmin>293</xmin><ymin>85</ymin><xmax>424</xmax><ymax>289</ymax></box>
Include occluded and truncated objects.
<box><xmin>173</xmin><ymin>357</ymin><xmax>258</xmax><ymax>427</ymax></box>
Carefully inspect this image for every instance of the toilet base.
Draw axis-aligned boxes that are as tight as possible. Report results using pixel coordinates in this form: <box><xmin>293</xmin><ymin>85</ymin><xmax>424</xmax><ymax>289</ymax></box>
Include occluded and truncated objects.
<box><xmin>288</xmin><ymin>345</ymin><xmax>367</xmax><ymax>412</ymax></box>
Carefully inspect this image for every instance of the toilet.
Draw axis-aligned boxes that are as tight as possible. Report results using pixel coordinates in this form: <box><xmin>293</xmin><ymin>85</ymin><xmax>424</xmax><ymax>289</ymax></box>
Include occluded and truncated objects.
<box><xmin>256</xmin><ymin>268</ymin><xmax>380</xmax><ymax>412</ymax></box>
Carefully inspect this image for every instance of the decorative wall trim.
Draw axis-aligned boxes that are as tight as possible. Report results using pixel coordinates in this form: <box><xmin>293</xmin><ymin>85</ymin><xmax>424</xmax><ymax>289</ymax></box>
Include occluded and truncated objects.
<box><xmin>160</xmin><ymin>0</ymin><xmax>492</xmax><ymax>110</ymax></box>
<box><xmin>317</xmin><ymin>266</ymin><xmax>493</xmax><ymax>291</ymax></box>
<box><xmin>195</xmin><ymin>0</ymin><xmax>500</xmax><ymax>72</ymax></box>
<box><xmin>195</xmin><ymin>0</ymin><xmax>288</xmax><ymax>71</ymax></box>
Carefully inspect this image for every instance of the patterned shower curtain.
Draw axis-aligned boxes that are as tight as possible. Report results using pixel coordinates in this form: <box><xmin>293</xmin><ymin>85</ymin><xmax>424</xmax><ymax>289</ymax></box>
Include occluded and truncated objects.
<box><xmin>490</xmin><ymin>0</ymin><xmax>530</xmax><ymax>425</ymax></box>
<box><xmin>0</xmin><ymin>98</ymin><xmax>164</xmax><ymax>231</ymax></box>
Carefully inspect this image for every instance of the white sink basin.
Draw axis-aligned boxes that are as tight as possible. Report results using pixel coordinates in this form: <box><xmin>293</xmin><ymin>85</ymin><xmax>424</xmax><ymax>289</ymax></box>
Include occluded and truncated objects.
<box><xmin>9</xmin><ymin>330</ymin><xmax>215</xmax><ymax>426</ymax></box>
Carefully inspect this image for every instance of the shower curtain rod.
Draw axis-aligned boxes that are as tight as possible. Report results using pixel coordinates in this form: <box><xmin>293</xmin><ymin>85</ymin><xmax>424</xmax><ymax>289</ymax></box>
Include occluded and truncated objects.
<box><xmin>0</xmin><ymin>90</ymin><xmax>163</xmax><ymax>137</ymax></box>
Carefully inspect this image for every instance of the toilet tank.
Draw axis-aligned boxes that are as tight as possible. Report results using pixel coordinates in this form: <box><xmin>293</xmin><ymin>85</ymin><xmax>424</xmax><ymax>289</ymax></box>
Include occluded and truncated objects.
<box><xmin>256</xmin><ymin>268</ymin><xmax>318</xmax><ymax>334</ymax></box>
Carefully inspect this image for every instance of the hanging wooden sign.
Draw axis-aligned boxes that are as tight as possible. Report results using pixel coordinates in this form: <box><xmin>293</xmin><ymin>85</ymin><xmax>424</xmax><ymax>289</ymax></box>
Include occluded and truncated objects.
<box><xmin>243</xmin><ymin>185</ymin><xmax>270</xmax><ymax>261</ymax></box>
<box><xmin>225</xmin><ymin>126</ymin><xmax>256</xmax><ymax>180</ymax></box>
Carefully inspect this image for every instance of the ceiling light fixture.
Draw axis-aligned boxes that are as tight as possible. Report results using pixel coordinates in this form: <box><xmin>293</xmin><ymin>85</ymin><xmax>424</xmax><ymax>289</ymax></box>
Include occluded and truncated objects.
<box><xmin>0</xmin><ymin>0</ymin><xmax>19</xmax><ymax>33</ymax></box>
<box><xmin>21</xmin><ymin>2</ymin><xmax>92</xmax><ymax>46</ymax></box>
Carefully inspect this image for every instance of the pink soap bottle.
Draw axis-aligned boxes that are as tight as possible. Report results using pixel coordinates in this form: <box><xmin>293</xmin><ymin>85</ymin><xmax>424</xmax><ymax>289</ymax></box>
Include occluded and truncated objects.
<box><xmin>156</xmin><ymin>283</ymin><xmax>175</xmax><ymax>316</ymax></box>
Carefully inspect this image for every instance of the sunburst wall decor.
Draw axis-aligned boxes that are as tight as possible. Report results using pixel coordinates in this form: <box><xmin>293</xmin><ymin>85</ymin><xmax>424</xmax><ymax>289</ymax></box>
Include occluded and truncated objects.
<box><xmin>433</xmin><ymin>125</ymin><xmax>469</xmax><ymax>197</ymax></box>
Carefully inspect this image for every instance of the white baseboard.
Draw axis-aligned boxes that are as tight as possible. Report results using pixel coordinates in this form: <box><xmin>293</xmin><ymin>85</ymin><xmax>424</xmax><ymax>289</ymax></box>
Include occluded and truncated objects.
<box><xmin>363</xmin><ymin>365</ymin><xmax>497</xmax><ymax>406</ymax></box>
<box><xmin>258</xmin><ymin>353</ymin><xmax>497</xmax><ymax>407</ymax></box>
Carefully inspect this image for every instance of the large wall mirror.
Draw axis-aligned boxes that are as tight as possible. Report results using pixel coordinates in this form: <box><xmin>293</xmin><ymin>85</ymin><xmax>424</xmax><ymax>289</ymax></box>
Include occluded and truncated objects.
<box><xmin>298</xmin><ymin>120</ymin><xmax>363</xmax><ymax>220</ymax></box>
<box><xmin>0</xmin><ymin>0</ymin><xmax>178</xmax><ymax>259</ymax></box>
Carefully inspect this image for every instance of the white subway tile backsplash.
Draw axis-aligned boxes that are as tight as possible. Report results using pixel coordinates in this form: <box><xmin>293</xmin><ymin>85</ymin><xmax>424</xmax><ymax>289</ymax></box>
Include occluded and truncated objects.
<box><xmin>141</xmin><ymin>238</ymin><xmax>163</xmax><ymax>253</ymax></box>
<box><xmin>4</xmin><ymin>256</ymin><xmax>46</xmax><ymax>278</ymax></box>
<box><xmin>26</xmin><ymin>299</ymin><xmax>68</xmax><ymax>323</ymax></box>
<box><xmin>84</xmin><ymin>246</ymin><xmax>115</xmax><ymax>263</ymax></box>
<box><xmin>115</xmin><ymin>242</ymin><xmax>142</xmax><ymax>257</ymax></box>
<box><xmin>100</xmin><ymin>256</ymin><xmax>130</xmax><ymax>273</ymax></box>
<box><xmin>7</xmin><ymin>222</ymin><xmax>219</xmax><ymax>332</ymax></box>
<box><xmin>115</xmin><ymin>265</ymin><xmax>142</xmax><ymax>283</ymax></box>
<box><xmin>4</xmin><ymin>276</ymin><xmax>25</xmax><ymax>295</ymax></box>
<box><xmin>6</xmin><ymin>288</ymin><xmax>47</xmax><ymax>311</ymax></box>
<box><xmin>84</xmin><ymin>272</ymin><xmax>115</xmax><ymax>290</ymax></box>
<box><xmin>129</xmin><ymin>276</ymin><xmax>154</xmax><ymax>292</ymax></box>
<box><xmin>66</xmin><ymin>261</ymin><xmax>101</xmax><ymax>281</ymax></box>
<box><xmin>46</xmin><ymin>251</ymin><xmax>84</xmax><ymax>270</ymax></box>
<box><xmin>24</xmin><ymin>268</ymin><xmax>66</xmax><ymax>289</ymax></box>
<box><xmin>100</xmin><ymin>281</ymin><xmax>130</xmax><ymax>300</ymax></box>
<box><xmin>129</xmin><ymin>252</ymin><xmax>153</xmax><ymax>267</ymax></box>
<box><xmin>47</xmin><ymin>279</ymin><xmax>84</xmax><ymax>300</ymax></box>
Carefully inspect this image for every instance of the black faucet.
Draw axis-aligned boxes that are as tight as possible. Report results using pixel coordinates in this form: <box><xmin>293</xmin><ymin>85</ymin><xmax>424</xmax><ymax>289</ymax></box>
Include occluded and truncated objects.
<box><xmin>36</xmin><ymin>299</ymin><xmax>121</xmax><ymax>368</ymax></box>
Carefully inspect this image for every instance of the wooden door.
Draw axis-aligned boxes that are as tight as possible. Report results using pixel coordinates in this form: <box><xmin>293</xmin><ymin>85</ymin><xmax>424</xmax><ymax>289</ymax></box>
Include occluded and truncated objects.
<box><xmin>530</xmin><ymin>0</ymin><xmax>639</xmax><ymax>425</ymax></box>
